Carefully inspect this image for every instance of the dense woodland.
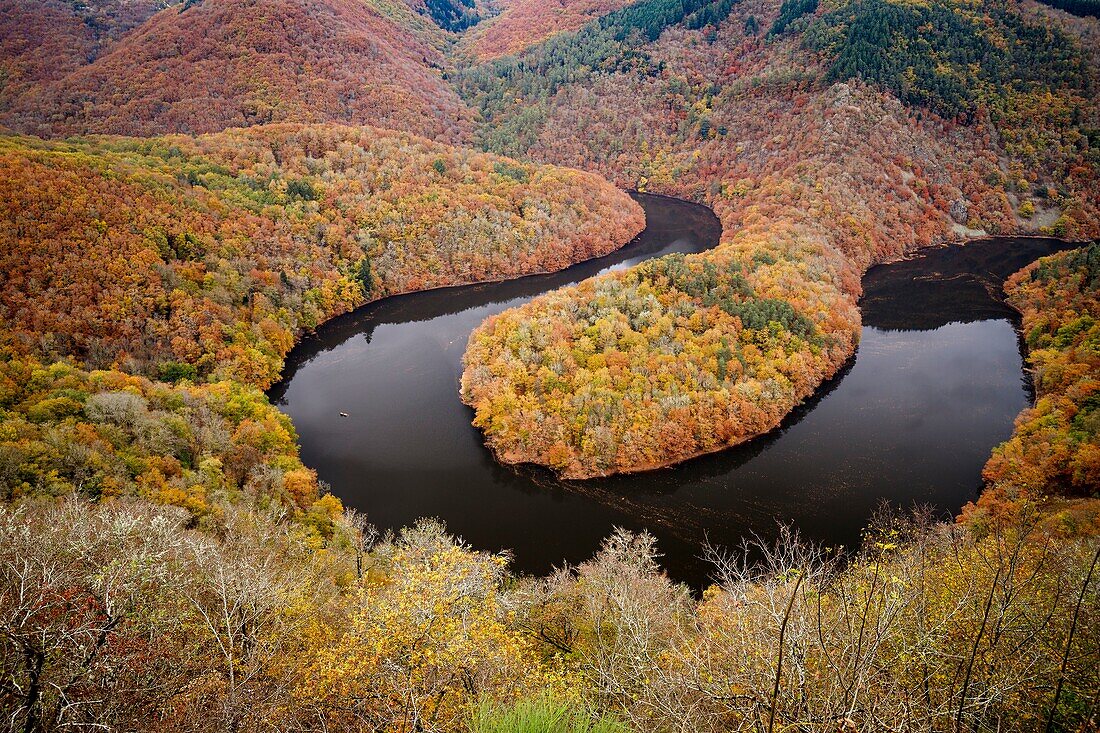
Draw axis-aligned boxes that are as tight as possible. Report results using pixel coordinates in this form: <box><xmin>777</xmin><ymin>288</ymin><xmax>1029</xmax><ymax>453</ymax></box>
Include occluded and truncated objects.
<box><xmin>0</xmin><ymin>357</ymin><xmax>330</xmax><ymax>516</ymax></box>
<box><xmin>463</xmin><ymin>244</ymin><xmax>856</xmax><ymax>477</ymax></box>
<box><xmin>0</xmin><ymin>0</ymin><xmax>1098</xmax><ymax>729</ymax></box>
<box><xmin>808</xmin><ymin>0</ymin><xmax>1090</xmax><ymax>121</ymax></box>
<box><xmin>460</xmin><ymin>0</ymin><xmax>640</xmax><ymax>58</ymax></box>
<box><xmin>0</xmin><ymin>125</ymin><xmax>642</xmax><ymax>388</ymax></box>
<box><xmin>0</xmin><ymin>0</ymin><xmax>474</xmax><ymax>141</ymax></box>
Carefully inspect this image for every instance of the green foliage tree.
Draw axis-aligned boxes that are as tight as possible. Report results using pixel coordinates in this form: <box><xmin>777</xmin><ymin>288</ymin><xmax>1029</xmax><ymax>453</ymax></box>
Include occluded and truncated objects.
<box><xmin>358</xmin><ymin>257</ymin><xmax>373</xmax><ymax>298</ymax></box>
<box><xmin>769</xmin><ymin>0</ymin><xmax>817</xmax><ymax>36</ymax></box>
<box><xmin>807</xmin><ymin>0</ymin><xmax>1088</xmax><ymax>120</ymax></box>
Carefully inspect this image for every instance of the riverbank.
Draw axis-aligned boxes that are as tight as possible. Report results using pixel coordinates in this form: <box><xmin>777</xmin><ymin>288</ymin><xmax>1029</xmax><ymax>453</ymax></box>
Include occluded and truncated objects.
<box><xmin>462</xmin><ymin>215</ymin><xmax>1097</xmax><ymax>480</ymax></box>
<box><xmin>276</xmin><ymin>191</ymin><xmax>1071</xmax><ymax>586</ymax></box>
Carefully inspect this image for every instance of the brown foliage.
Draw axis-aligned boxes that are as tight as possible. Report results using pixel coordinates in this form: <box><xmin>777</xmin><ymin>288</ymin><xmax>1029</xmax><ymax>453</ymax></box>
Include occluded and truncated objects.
<box><xmin>0</xmin><ymin>0</ymin><xmax>97</xmax><ymax>108</ymax></box>
<box><xmin>459</xmin><ymin>7</ymin><xmax>1100</xmax><ymax>477</ymax></box>
<box><xmin>464</xmin><ymin>0</ymin><xmax>637</xmax><ymax>59</ymax></box>
<box><xmin>1</xmin><ymin>0</ymin><xmax>474</xmax><ymax>142</ymax></box>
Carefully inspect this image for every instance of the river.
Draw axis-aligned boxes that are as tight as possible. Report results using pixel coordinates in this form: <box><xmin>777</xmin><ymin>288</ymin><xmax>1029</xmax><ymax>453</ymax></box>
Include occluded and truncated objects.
<box><xmin>269</xmin><ymin>193</ymin><xmax>1074</xmax><ymax>587</ymax></box>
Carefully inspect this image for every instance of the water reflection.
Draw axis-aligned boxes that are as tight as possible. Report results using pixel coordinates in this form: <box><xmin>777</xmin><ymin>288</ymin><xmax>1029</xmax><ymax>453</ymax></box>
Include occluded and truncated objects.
<box><xmin>272</xmin><ymin>196</ymin><xmax>1075</xmax><ymax>588</ymax></box>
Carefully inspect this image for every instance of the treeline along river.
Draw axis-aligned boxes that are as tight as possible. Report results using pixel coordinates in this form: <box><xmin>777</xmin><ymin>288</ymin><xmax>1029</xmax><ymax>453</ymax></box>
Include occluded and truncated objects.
<box><xmin>270</xmin><ymin>194</ymin><xmax>1075</xmax><ymax>587</ymax></box>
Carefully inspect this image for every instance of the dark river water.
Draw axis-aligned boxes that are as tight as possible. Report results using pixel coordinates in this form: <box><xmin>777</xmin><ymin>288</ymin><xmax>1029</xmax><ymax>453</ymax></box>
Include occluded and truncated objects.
<box><xmin>270</xmin><ymin>193</ymin><xmax>1075</xmax><ymax>588</ymax></box>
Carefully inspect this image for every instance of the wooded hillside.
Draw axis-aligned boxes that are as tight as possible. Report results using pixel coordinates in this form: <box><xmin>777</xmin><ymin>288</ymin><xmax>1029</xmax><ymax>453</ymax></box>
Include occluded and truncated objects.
<box><xmin>968</xmin><ymin>242</ymin><xmax>1100</xmax><ymax>524</ymax></box>
<box><xmin>0</xmin><ymin>125</ymin><xmax>644</xmax><ymax>389</ymax></box>
<box><xmin>0</xmin><ymin>0</ymin><xmax>475</xmax><ymax>141</ymax></box>
<box><xmin>462</xmin><ymin>0</ymin><xmax>639</xmax><ymax>59</ymax></box>
<box><xmin>459</xmin><ymin>0</ymin><xmax>1100</xmax><ymax>476</ymax></box>
<box><xmin>0</xmin><ymin>0</ymin><xmax>1097</xmax><ymax>729</ymax></box>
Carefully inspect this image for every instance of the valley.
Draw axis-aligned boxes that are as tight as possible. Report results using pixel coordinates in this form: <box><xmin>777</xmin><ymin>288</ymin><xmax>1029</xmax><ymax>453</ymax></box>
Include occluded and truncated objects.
<box><xmin>0</xmin><ymin>0</ymin><xmax>1097</xmax><ymax>729</ymax></box>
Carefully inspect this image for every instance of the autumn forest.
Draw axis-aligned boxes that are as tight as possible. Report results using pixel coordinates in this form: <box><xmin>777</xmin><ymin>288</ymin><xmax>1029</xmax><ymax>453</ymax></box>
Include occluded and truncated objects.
<box><xmin>0</xmin><ymin>0</ymin><xmax>1098</xmax><ymax>730</ymax></box>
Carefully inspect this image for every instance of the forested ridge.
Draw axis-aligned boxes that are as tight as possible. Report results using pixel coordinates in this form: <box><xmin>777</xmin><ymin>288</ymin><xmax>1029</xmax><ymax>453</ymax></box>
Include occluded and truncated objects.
<box><xmin>808</xmin><ymin>0</ymin><xmax>1090</xmax><ymax>121</ymax></box>
<box><xmin>0</xmin><ymin>0</ymin><xmax>1098</xmax><ymax>729</ymax></box>
<box><xmin>460</xmin><ymin>0</ymin><xmax>642</xmax><ymax>59</ymax></box>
